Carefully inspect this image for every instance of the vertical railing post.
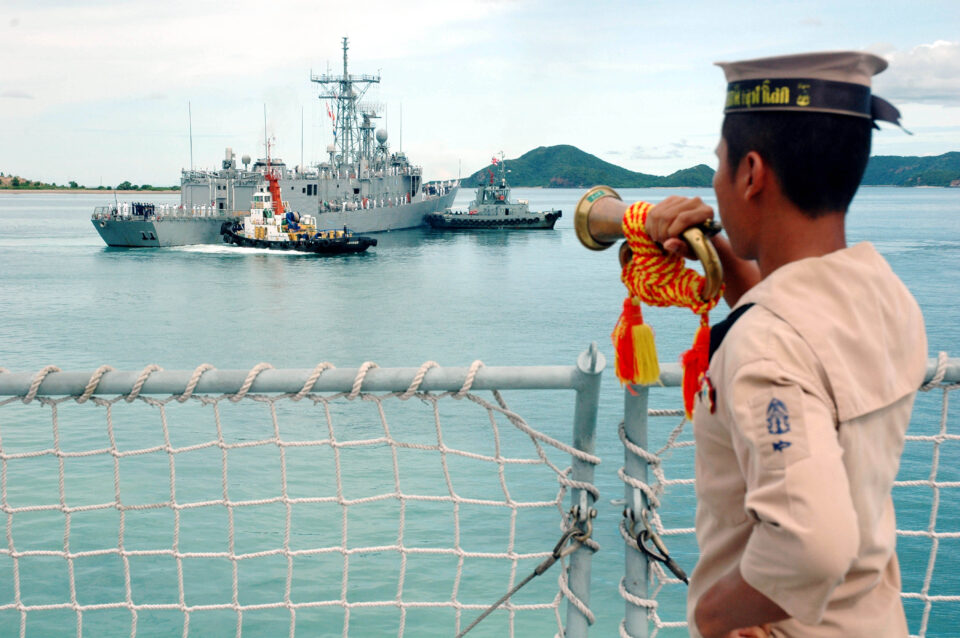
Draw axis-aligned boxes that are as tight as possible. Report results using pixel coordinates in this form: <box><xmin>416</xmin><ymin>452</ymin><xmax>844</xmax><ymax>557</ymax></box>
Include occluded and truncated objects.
<box><xmin>623</xmin><ymin>384</ymin><xmax>651</xmax><ymax>637</ymax></box>
<box><xmin>565</xmin><ymin>343</ymin><xmax>605</xmax><ymax>637</ymax></box>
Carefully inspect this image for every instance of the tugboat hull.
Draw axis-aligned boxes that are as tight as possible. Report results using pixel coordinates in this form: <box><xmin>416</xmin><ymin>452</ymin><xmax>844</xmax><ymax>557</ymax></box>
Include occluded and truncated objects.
<box><xmin>424</xmin><ymin>210</ymin><xmax>561</xmax><ymax>230</ymax></box>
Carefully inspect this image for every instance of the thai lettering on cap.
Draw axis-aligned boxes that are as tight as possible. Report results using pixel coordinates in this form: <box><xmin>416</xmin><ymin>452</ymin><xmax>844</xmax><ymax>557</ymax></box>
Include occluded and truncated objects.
<box><xmin>715</xmin><ymin>51</ymin><xmax>906</xmax><ymax>130</ymax></box>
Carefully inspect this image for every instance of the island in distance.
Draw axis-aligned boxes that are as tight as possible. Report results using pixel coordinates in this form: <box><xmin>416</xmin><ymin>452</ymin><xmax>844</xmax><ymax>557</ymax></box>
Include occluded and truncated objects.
<box><xmin>454</xmin><ymin>145</ymin><xmax>960</xmax><ymax>189</ymax></box>
<box><xmin>459</xmin><ymin>145</ymin><xmax>714</xmax><ymax>189</ymax></box>
<box><xmin>1</xmin><ymin>146</ymin><xmax>958</xmax><ymax>192</ymax></box>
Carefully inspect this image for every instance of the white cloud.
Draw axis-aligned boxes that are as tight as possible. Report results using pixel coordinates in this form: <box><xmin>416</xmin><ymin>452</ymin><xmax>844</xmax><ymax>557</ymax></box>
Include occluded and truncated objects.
<box><xmin>630</xmin><ymin>139</ymin><xmax>708</xmax><ymax>161</ymax></box>
<box><xmin>0</xmin><ymin>90</ymin><xmax>33</xmax><ymax>99</ymax></box>
<box><xmin>874</xmin><ymin>41</ymin><xmax>960</xmax><ymax>105</ymax></box>
<box><xmin>0</xmin><ymin>0</ymin><xmax>512</xmax><ymax>107</ymax></box>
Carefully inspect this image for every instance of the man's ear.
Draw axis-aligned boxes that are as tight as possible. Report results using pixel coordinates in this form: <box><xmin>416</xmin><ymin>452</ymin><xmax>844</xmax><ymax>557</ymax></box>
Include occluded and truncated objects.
<box><xmin>741</xmin><ymin>151</ymin><xmax>767</xmax><ymax>201</ymax></box>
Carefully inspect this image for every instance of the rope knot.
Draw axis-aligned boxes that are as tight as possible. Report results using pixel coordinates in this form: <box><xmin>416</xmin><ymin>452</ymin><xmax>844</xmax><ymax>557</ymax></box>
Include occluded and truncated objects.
<box><xmin>621</xmin><ymin>203</ymin><xmax>720</xmax><ymax>316</ymax></box>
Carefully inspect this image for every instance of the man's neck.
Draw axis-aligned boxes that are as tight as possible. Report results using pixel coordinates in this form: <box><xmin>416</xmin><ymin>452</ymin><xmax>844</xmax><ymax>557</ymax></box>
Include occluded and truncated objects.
<box><xmin>756</xmin><ymin>207</ymin><xmax>847</xmax><ymax>278</ymax></box>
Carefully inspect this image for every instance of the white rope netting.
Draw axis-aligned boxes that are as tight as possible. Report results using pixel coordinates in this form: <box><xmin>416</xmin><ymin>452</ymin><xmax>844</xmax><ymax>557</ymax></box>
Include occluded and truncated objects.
<box><xmin>897</xmin><ymin>352</ymin><xmax>960</xmax><ymax>637</ymax></box>
<box><xmin>618</xmin><ymin>353</ymin><xmax>960</xmax><ymax>638</ymax></box>
<box><xmin>617</xmin><ymin>408</ymin><xmax>695</xmax><ymax>638</ymax></box>
<box><xmin>0</xmin><ymin>362</ymin><xmax>600</xmax><ymax>638</ymax></box>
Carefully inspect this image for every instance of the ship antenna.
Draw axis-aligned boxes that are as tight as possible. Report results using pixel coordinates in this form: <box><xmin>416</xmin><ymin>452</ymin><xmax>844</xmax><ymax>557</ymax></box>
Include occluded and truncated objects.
<box><xmin>188</xmin><ymin>101</ymin><xmax>193</xmax><ymax>172</ymax></box>
<box><xmin>187</xmin><ymin>101</ymin><xmax>194</xmax><ymax>210</ymax></box>
<box><xmin>311</xmin><ymin>35</ymin><xmax>380</xmax><ymax>169</ymax></box>
<box><xmin>263</xmin><ymin>104</ymin><xmax>268</xmax><ymax>161</ymax></box>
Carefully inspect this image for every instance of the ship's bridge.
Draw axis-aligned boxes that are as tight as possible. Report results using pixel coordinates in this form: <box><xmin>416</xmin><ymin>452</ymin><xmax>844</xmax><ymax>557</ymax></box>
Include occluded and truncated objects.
<box><xmin>251</xmin><ymin>192</ymin><xmax>272</xmax><ymax>210</ymax></box>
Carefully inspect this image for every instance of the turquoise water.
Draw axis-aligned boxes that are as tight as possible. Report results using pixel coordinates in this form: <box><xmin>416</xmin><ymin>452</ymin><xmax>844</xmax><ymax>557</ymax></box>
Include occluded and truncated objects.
<box><xmin>0</xmin><ymin>187</ymin><xmax>958</xmax><ymax>636</ymax></box>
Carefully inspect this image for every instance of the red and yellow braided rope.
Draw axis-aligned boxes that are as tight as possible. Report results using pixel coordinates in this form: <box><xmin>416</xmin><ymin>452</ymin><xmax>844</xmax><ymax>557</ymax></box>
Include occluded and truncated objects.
<box><xmin>613</xmin><ymin>201</ymin><xmax>722</xmax><ymax>418</ymax></box>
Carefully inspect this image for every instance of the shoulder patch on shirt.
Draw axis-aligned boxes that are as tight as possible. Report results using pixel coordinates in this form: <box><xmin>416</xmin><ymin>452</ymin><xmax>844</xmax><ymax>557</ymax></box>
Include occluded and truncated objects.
<box><xmin>747</xmin><ymin>386</ymin><xmax>811</xmax><ymax>470</ymax></box>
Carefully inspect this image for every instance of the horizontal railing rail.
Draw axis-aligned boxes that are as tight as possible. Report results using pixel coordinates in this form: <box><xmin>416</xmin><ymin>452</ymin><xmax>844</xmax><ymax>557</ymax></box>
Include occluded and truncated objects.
<box><xmin>0</xmin><ymin>364</ymin><xmax>588</xmax><ymax>398</ymax></box>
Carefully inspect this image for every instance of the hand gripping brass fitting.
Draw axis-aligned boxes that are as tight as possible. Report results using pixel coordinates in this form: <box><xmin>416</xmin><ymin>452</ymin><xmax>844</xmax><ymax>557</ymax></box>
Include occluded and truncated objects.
<box><xmin>576</xmin><ymin>184</ymin><xmax>724</xmax><ymax>303</ymax></box>
<box><xmin>625</xmin><ymin>507</ymin><xmax>689</xmax><ymax>584</ymax></box>
<box><xmin>680</xmin><ymin>221</ymin><xmax>723</xmax><ymax>302</ymax></box>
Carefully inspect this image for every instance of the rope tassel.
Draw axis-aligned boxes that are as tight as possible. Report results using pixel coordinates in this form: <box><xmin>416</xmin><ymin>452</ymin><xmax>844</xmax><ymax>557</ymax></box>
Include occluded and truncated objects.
<box><xmin>681</xmin><ymin>318</ymin><xmax>711</xmax><ymax>420</ymax></box>
<box><xmin>612</xmin><ymin>297</ymin><xmax>660</xmax><ymax>385</ymax></box>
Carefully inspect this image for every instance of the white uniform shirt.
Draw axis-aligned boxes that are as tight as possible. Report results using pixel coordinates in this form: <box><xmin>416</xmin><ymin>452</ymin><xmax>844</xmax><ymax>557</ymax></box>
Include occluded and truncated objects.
<box><xmin>687</xmin><ymin>242</ymin><xmax>927</xmax><ymax>637</ymax></box>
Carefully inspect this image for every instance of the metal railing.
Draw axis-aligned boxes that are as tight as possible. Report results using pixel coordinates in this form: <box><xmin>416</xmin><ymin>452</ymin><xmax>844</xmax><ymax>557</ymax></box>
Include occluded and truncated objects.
<box><xmin>91</xmin><ymin>204</ymin><xmax>236</xmax><ymax>221</ymax></box>
<box><xmin>0</xmin><ymin>347</ymin><xmax>605</xmax><ymax>638</ymax></box>
<box><xmin>1</xmin><ymin>352</ymin><xmax>956</xmax><ymax>637</ymax></box>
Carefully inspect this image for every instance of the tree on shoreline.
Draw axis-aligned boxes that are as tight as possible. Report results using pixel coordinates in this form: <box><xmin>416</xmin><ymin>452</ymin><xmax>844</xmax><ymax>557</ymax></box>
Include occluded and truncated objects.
<box><xmin>0</xmin><ymin>175</ymin><xmax>178</xmax><ymax>191</ymax></box>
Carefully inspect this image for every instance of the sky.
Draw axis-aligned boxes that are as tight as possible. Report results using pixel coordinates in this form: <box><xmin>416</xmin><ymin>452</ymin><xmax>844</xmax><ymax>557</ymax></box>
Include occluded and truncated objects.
<box><xmin>2</xmin><ymin>0</ymin><xmax>959</xmax><ymax>187</ymax></box>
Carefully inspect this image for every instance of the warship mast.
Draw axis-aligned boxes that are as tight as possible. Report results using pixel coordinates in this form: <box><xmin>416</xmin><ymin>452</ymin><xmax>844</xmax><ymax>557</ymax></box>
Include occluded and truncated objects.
<box><xmin>311</xmin><ymin>37</ymin><xmax>381</xmax><ymax>170</ymax></box>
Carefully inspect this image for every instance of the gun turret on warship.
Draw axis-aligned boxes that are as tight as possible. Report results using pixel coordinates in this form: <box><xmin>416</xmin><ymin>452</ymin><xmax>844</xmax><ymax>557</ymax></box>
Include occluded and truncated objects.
<box><xmin>91</xmin><ymin>37</ymin><xmax>458</xmax><ymax>247</ymax></box>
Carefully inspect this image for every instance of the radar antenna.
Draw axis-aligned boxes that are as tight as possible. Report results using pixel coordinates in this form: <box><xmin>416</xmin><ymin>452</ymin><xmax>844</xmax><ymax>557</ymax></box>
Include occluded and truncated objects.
<box><xmin>310</xmin><ymin>37</ymin><xmax>382</xmax><ymax>167</ymax></box>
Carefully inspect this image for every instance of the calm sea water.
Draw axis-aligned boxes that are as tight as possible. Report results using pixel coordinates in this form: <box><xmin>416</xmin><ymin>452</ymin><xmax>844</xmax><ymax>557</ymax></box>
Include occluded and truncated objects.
<box><xmin>0</xmin><ymin>187</ymin><xmax>958</xmax><ymax>636</ymax></box>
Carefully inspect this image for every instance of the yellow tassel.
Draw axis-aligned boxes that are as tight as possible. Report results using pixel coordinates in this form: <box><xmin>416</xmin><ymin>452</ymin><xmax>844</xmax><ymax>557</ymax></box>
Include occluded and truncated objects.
<box><xmin>612</xmin><ymin>297</ymin><xmax>660</xmax><ymax>385</ymax></box>
<box><xmin>630</xmin><ymin>322</ymin><xmax>660</xmax><ymax>385</ymax></box>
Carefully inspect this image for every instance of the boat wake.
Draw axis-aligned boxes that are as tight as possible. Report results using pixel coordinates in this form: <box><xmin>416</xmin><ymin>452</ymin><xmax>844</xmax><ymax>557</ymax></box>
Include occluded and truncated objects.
<box><xmin>171</xmin><ymin>244</ymin><xmax>308</xmax><ymax>256</ymax></box>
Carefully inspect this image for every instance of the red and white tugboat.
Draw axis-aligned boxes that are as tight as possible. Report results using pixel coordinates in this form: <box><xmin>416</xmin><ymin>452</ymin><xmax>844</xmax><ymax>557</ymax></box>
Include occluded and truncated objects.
<box><xmin>220</xmin><ymin>157</ymin><xmax>377</xmax><ymax>255</ymax></box>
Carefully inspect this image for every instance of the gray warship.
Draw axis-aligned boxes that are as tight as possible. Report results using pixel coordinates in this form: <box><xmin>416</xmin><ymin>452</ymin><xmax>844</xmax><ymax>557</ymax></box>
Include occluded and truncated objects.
<box><xmin>425</xmin><ymin>153</ymin><xmax>560</xmax><ymax>230</ymax></box>
<box><xmin>91</xmin><ymin>37</ymin><xmax>458</xmax><ymax>247</ymax></box>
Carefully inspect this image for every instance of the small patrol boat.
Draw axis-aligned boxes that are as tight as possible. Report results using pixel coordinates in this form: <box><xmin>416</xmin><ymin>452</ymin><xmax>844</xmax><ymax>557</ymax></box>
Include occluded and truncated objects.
<box><xmin>220</xmin><ymin>165</ymin><xmax>376</xmax><ymax>255</ymax></box>
<box><xmin>425</xmin><ymin>153</ymin><xmax>561</xmax><ymax>230</ymax></box>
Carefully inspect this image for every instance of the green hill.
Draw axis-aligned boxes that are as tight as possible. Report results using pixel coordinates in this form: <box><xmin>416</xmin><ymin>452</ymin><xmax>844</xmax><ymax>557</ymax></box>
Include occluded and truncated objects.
<box><xmin>862</xmin><ymin>152</ymin><xmax>960</xmax><ymax>187</ymax></box>
<box><xmin>457</xmin><ymin>145</ymin><xmax>960</xmax><ymax>189</ymax></box>
<box><xmin>460</xmin><ymin>145</ymin><xmax>714</xmax><ymax>188</ymax></box>
<box><xmin>660</xmin><ymin>164</ymin><xmax>716</xmax><ymax>187</ymax></box>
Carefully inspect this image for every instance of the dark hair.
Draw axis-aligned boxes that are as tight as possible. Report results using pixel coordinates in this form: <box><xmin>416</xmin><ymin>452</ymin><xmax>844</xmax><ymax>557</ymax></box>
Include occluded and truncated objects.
<box><xmin>721</xmin><ymin>111</ymin><xmax>873</xmax><ymax>216</ymax></box>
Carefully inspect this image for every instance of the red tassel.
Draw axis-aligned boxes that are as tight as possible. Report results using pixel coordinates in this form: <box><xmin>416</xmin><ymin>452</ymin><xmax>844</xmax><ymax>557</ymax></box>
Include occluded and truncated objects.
<box><xmin>681</xmin><ymin>317</ymin><xmax>711</xmax><ymax>420</ymax></box>
<box><xmin>612</xmin><ymin>297</ymin><xmax>660</xmax><ymax>386</ymax></box>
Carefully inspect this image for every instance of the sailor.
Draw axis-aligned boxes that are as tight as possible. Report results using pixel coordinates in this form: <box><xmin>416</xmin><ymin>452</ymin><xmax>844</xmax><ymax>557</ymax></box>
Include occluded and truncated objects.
<box><xmin>643</xmin><ymin>52</ymin><xmax>927</xmax><ymax>637</ymax></box>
